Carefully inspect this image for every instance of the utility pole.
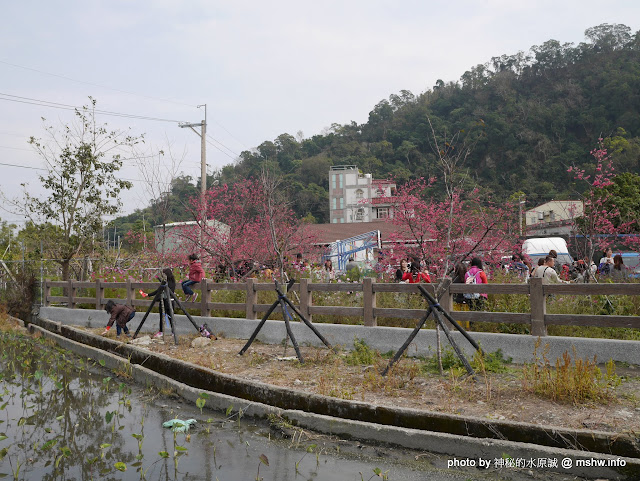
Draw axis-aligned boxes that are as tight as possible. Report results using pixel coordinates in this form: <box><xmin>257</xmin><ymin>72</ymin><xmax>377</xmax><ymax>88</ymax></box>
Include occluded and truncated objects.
<box><xmin>179</xmin><ymin>104</ymin><xmax>207</xmax><ymax>249</ymax></box>
<box><xmin>519</xmin><ymin>197</ymin><xmax>526</xmax><ymax>237</ymax></box>
<box><xmin>142</xmin><ymin>212</ymin><xmax>147</xmax><ymax>250</ymax></box>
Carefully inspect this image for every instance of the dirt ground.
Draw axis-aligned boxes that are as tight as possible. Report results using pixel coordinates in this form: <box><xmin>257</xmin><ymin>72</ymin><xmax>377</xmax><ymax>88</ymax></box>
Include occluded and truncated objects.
<box><xmin>85</xmin><ymin>327</ymin><xmax>640</xmax><ymax>437</ymax></box>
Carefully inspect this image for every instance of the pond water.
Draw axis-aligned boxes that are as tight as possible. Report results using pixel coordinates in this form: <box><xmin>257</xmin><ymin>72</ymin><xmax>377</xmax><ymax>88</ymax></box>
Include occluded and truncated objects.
<box><xmin>0</xmin><ymin>330</ymin><xmax>584</xmax><ymax>481</ymax></box>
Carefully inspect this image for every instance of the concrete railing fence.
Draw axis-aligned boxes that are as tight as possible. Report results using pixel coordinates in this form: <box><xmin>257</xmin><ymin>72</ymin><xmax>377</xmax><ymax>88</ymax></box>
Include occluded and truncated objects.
<box><xmin>43</xmin><ymin>278</ymin><xmax>640</xmax><ymax>337</ymax></box>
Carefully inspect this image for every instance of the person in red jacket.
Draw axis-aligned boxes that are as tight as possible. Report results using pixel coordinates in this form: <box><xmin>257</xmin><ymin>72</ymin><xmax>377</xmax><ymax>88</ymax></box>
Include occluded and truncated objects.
<box><xmin>395</xmin><ymin>259</ymin><xmax>413</xmax><ymax>283</ymax></box>
<box><xmin>415</xmin><ymin>264</ymin><xmax>431</xmax><ymax>283</ymax></box>
<box><xmin>464</xmin><ymin>257</ymin><xmax>488</xmax><ymax>310</ymax></box>
<box><xmin>182</xmin><ymin>254</ymin><xmax>204</xmax><ymax>302</ymax></box>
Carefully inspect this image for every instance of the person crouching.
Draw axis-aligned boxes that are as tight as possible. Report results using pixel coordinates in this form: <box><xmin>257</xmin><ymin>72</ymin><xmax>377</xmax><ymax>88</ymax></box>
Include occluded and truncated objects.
<box><xmin>101</xmin><ymin>300</ymin><xmax>135</xmax><ymax>338</ymax></box>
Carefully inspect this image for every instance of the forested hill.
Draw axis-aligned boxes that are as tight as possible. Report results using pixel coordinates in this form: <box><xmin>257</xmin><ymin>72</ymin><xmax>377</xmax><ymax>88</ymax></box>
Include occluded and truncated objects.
<box><xmin>117</xmin><ymin>23</ymin><xmax>640</xmax><ymax>232</ymax></box>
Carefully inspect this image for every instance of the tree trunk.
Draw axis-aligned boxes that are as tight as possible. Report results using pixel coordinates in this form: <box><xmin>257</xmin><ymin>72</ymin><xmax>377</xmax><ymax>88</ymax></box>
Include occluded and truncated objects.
<box><xmin>61</xmin><ymin>260</ymin><xmax>71</xmax><ymax>281</ymax></box>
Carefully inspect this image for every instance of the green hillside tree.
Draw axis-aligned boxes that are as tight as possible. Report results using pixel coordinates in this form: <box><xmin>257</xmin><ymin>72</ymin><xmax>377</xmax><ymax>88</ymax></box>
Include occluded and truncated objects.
<box><xmin>23</xmin><ymin>98</ymin><xmax>143</xmax><ymax>280</ymax></box>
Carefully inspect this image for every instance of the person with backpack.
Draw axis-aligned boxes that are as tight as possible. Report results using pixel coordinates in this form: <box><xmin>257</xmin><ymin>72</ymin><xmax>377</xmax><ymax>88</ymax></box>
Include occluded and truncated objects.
<box><xmin>533</xmin><ymin>255</ymin><xmax>569</xmax><ymax>284</ymax></box>
<box><xmin>598</xmin><ymin>248</ymin><xmax>614</xmax><ymax>276</ymax></box>
<box><xmin>464</xmin><ymin>257</ymin><xmax>488</xmax><ymax>311</ymax></box>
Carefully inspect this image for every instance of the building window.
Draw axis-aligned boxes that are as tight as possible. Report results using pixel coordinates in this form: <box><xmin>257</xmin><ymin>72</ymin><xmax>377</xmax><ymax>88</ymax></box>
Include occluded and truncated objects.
<box><xmin>332</xmin><ymin>197</ymin><xmax>337</xmax><ymax>210</ymax></box>
<box><xmin>339</xmin><ymin>174</ymin><xmax>343</xmax><ymax>189</ymax></box>
<box><xmin>332</xmin><ymin>218</ymin><xmax>337</xmax><ymax>224</ymax></box>
<box><xmin>332</xmin><ymin>175</ymin><xmax>336</xmax><ymax>190</ymax></box>
<box><xmin>340</xmin><ymin>218</ymin><xmax>344</xmax><ymax>223</ymax></box>
<box><xmin>377</xmin><ymin>207</ymin><xmax>389</xmax><ymax>219</ymax></box>
<box><xmin>355</xmin><ymin>207</ymin><xmax>364</xmax><ymax>220</ymax></box>
<box><xmin>339</xmin><ymin>197</ymin><xmax>344</xmax><ymax>209</ymax></box>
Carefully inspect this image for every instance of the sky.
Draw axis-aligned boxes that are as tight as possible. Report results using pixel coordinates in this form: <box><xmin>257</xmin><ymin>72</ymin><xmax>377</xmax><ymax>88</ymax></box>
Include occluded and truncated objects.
<box><xmin>1</xmin><ymin>0</ymin><xmax>640</xmax><ymax>226</ymax></box>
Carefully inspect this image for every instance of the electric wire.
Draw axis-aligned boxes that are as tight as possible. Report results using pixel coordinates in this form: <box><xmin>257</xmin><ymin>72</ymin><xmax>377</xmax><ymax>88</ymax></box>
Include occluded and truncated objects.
<box><xmin>0</xmin><ymin>145</ymin><xmax>31</xmax><ymax>151</ymax></box>
<box><xmin>2</xmin><ymin>94</ymin><xmax>245</xmax><ymax>158</ymax></box>
<box><xmin>0</xmin><ymin>93</ymin><xmax>185</xmax><ymax>123</ymax></box>
<box><xmin>0</xmin><ymin>148</ymin><xmax>177</xmax><ymax>163</ymax></box>
<box><xmin>210</xmin><ymin>122</ymin><xmax>249</xmax><ymax>150</ymax></box>
<box><xmin>0</xmin><ymin>161</ymin><xmax>45</xmax><ymax>171</ymax></box>
<box><xmin>206</xmin><ymin>134</ymin><xmax>239</xmax><ymax>157</ymax></box>
<box><xmin>0</xmin><ymin>161</ymin><xmax>160</xmax><ymax>184</ymax></box>
<box><xmin>0</xmin><ymin>59</ymin><xmax>197</xmax><ymax>109</ymax></box>
<box><xmin>2</xmin><ymin>59</ymin><xmax>250</xmax><ymax>147</ymax></box>
<box><xmin>205</xmin><ymin>139</ymin><xmax>237</xmax><ymax>161</ymax></box>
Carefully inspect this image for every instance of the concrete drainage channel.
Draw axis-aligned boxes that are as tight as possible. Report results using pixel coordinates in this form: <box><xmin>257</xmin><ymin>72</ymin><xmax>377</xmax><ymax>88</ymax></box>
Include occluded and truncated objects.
<box><xmin>27</xmin><ymin>315</ymin><xmax>640</xmax><ymax>480</ymax></box>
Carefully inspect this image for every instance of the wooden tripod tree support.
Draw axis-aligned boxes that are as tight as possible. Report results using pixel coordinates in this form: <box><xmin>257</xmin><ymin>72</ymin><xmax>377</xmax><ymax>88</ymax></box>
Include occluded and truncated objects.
<box><xmin>381</xmin><ymin>283</ymin><xmax>482</xmax><ymax>380</ymax></box>
<box><xmin>238</xmin><ymin>279</ymin><xmax>333</xmax><ymax>363</ymax></box>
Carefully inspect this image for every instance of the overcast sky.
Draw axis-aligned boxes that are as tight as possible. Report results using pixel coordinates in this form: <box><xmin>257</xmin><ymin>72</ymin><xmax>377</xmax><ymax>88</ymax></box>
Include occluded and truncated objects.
<box><xmin>2</xmin><ymin>0</ymin><xmax>639</xmax><ymax>225</ymax></box>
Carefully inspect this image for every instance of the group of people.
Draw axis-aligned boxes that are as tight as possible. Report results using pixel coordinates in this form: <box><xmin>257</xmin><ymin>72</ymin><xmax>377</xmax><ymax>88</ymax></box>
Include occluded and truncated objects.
<box><xmin>596</xmin><ymin>248</ymin><xmax>630</xmax><ymax>280</ymax></box>
<box><xmin>101</xmin><ymin>254</ymin><xmax>205</xmax><ymax>338</ymax></box>
<box><xmin>101</xmin><ymin>246</ymin><xmax>635</xmax><ymax>337</ymax></box>
<box><xmin>394</xmin><ymin>258</ymin><xmax>432</xmax><ymax>283</ymax></box>
<box><xmin>506</xmin><ymin>247</ymin><xmax>632</xmax><ymax>283</ymax></box>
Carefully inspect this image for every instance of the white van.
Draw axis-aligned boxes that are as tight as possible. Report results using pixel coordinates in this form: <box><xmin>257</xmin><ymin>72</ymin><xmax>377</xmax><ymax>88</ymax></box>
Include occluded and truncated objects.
<box><xmin>522</xmin><ymin>237</ymin><xmax>573</xmax><ymax>267</ymax></box>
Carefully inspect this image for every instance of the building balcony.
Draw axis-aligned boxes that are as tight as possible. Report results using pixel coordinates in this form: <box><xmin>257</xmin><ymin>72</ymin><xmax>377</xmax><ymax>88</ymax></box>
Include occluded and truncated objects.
<box><xmin>370</xmin><ymin>196</ymin><xmax>397</xmax><ymax>205</ymax></box>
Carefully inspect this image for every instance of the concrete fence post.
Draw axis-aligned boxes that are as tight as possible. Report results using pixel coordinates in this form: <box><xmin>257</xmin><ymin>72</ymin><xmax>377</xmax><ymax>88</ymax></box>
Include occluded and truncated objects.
<box><xmin>300</xmin><ymin>278</ymin><xmax>311</xmax><ymax>322</ymax></box>
<box><xmin>363</xmin><ymin>277</ymin><xmax>377</xmax><ymax>327</ymax></box>
<box><xmin>245</xmin><ymin>278</ymin><xmax>257</xmax><ymax>320</ymax></box>
<box><xmin>529</xmin><ymin>277</ymin><xmax>547</xmax><ymax>337</ymax></box>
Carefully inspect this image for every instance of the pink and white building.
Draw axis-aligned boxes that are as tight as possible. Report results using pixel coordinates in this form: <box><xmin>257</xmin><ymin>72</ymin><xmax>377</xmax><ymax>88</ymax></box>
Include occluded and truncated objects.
<box><xmin>329</xmin><ymin>165</ymin><xmax>397</xmax><ymax>224</ymax></box>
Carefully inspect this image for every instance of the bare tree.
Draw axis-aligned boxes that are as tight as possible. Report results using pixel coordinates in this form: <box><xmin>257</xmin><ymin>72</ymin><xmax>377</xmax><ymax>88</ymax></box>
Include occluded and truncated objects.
<box><xmin>134</xmin><ymin>137</ymin><xmax>187</xmax><ymax>258</ymax></box>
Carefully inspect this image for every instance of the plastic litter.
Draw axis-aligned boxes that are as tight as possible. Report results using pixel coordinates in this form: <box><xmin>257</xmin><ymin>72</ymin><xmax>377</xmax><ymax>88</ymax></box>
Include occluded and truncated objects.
<box><xmin>199</xmin><ymin>323</ymin><xmax>215</xmax><ymax>339</ymax></box>
<box><xmin>162</xmin><ymin>418</ymin><xmax>196</xmax><ymax>432</ymax></box>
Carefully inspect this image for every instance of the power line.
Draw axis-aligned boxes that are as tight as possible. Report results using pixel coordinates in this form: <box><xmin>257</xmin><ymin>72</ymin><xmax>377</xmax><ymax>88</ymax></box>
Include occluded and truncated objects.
<box><xmin>0</xmin><ymin>161</ymin><xmax>45</xmax><ymax>171</ymax></box>
<box><xmin>0</xmin><ymin>145</ymin><xmax>31</xmax><ymax>152</ymax></box>
<box><xmin>0</xmin><ymin>93</ymin><xmax>185</xmax><ymax>123</ymax></box>
<box><xmin>0</xmin><ymin>147</ymin><xmax>180</xmax><ymax>164</ymax></box>
<box><xmin>0</xmin><ymin>59</ymin><xmax>197</xmax><ymax>109</ymax></box>
<box><xmin>206</xmin><ymin>134</ymin><xmax>239</xmax><ymax>157</ymax></box>
<box><xmin>205</xmin><ymin>139</ymin><xmax>237</xmax><ymax>161</ymax></box>
<box><xmin>1</xmin><ymin>60</ymin><xmax>250</xmax><ymax>147</ymax></box>
<box><xmin>210</xmin><ymin>122</ymin><xmax>249</xmax><ymax>150</ymax></box>
<box><xmin>0</xmin><ymin>160</ymin><xmax>146</xmax><ymax>183</ymax></box>
<box><xmin>0</xmin><ymin>158</ymin><xmax>208</xmax><ymax>186</ymax></box>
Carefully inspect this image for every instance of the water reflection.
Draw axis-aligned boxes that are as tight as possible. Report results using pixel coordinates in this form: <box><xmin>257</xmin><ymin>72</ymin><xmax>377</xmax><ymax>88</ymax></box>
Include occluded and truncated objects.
<box><xmin>0</xmin><ymin>332</ymin><xmax>582</xmax><ymax>480</ymax></box>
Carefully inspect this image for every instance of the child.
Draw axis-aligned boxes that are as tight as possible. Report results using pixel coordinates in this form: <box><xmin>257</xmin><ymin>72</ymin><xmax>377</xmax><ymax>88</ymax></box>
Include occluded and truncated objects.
<box><xmin>182</xmin><ymin>253</ymin><xmax>204</xmax><ymax>302</ymax></box>
<box><xmin>101</xmin><ymin>300</ymin><xmax>135</xmax><ymax>337</ymax></box>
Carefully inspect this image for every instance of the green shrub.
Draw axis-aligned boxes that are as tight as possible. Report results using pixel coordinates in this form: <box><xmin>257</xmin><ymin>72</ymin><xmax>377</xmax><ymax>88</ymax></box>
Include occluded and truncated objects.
<box><xmin>344</xmin><ymin>338</ymin><xmax>379</xmax><ymax>365</ymax></box>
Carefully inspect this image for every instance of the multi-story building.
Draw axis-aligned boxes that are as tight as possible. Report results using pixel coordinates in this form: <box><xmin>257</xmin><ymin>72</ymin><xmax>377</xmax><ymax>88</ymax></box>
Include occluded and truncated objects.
<box><xmin>525</xmin><ymin>200</ymin><xmax>583</xmax><ymax>236</ymax></box>
<box><xmin>329</xmin><ymin>165</ymin><xmax>397</xmax><ymax>224</ymax></box>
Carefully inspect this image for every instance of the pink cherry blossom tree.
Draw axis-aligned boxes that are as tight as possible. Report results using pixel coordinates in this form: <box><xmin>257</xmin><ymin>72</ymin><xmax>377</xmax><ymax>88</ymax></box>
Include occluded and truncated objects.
<box><xmin>387</xmin><ymin>178</ymin><xmax>517</xmax><ymax>280</ymax></box>
<box><xmin>567</xmin><ymin>139</ymin><xmax>638</xmax><ymax>277</ymax></box>
<box><xmin>178</xmin><ymin>176</ymin><xmax>317</xmax><ymax>281</ymax></box>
